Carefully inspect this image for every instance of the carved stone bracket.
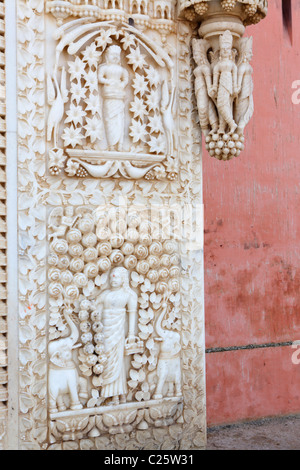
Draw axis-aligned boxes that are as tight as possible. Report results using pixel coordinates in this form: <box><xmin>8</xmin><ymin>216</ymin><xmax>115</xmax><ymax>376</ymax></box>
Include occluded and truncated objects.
<box><xmin>179</xmin><ymin>0</ymin><xmax>268</xmax><ymax>161</ymax></box>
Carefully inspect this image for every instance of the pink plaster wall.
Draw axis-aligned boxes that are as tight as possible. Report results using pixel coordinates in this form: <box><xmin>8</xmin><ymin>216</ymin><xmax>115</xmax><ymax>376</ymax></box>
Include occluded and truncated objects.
<box><xmin>204</xmin><ymin>0</ymin><xmax>300</xmax><ymax>426</ymax></box>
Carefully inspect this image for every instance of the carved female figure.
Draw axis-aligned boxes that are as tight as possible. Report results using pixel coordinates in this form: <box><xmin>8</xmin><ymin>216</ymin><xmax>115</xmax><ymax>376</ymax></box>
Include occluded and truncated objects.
<box><xmin>192</xmin><ymin>38</ymin><xmax>218</xmax><ymax>136</ymax></box>
<box><xmin>210</xmin><ymin>30</ymin><xmax>238</xmax><ymax>135</ymax></box>
<box><xmin>235</xmin><ymin>37</ymin><xmax>254</xmax><ymax>135</ymax></box>
<box><xmin>95</xmin><ymin>267</ymin><xmax>137</xmax><ymax>405</ymax></box>
<box><xmin>98</xmin><ymin>45</ymin><xmax>129</xmax><ymax>151</ymax></box>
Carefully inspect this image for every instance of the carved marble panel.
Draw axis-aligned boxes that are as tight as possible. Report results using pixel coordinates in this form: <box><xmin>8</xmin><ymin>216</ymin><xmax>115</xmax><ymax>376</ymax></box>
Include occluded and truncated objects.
<box><xmin>15</xmin><ymin>0</ymin><xmax>206</xmax><ymax>450</ymax></box>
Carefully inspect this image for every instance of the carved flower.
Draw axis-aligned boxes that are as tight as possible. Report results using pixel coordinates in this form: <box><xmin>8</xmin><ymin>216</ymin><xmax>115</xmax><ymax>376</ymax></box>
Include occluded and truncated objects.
<box><xmin>127</xmin><ymin>46</ymin><xmax>146</xmax><ymax>71</ymax></box>
<box><xmin>49</xmin><ymin>282</ymin><xmax>63</xmax><ymax>298</ymax></box>
<box><xmin>60</xmin><ymin>270</ymin><xmax>73</xmax><ymax>285</ymax></box>
<box><xmin>128</xmin><ymin>213</ymin><xmax>141</xmax><ymax>228</ymax></box>
<box><xmin>147</xmin><ymin>269</ymin><xmax>159</xmax><ymax>283</ymax></box>
<box><xmin>135</xmin><ymin>244</ymin><xmax>148</xmax><ymax>260</ymax></box>
<box><xmin>147</xmin><ymin>115</ymin><xmax>163</xmax><ymax>134</ymax></box>
<box><xmin>126</xmin><ymin>228</ymin><xmax>139</xmax><ymax>244</ymax></box>
<box><xmin>69</xmin><ymin>243</ymin><xmax>83</xmax><ymax>257</ymax></box>
<box><xmin>139</xmin><ymin>233</ymin><xmax>152</xmax><ymax>246</ymax></box>
<box><xmin>81</xmin><ymin>332</ymin><xmax>93</xmax><ymax>344</ymax></box>
<box><xmin>65</xmin><ymin>103</ymin><xmax>86</xmax><ymax>126</ymax></box>
<box><xmin>170</xmin><ymin>266</ymin><xmax>180</xmax><ymax>278</ymax></box>
<box><xmin>121</xmin><ymin>242</ymin><xmax>134</xmax><ymax>256</ymax></box>
<box><xmin>147</xmin><ymin>255</ymin><xmax>160</xmax><ymax>269</ymax></box>
<box><xmin>81</xmin><ymin>299</ymin><xmax>91</xmax><ymax>310</ymax></box>
<box><xmin>48</xmin><ymin>253</ymin><xmax>59</xmax><ymax>267</ymax></box>
<box><xmin>79</xmin><ymin>310</ymin><xmax>89</xmax><ymax>321</ymax></box>
<box><xmin>84</xmin><ymin>262</ymin><xmax>99</xmax><ymax>279</ymax></box>
<box><xmin>49</xmin><ymin>148</ymin><xmax>66</xmax><ymax>169</ymax></box>
<box><xmin>65</xmin><ymin>284</ymin><xmax>80</xmax><ymax>300</ymax></box>
<box><xmin>97</xmin><ymin>256</ymin><xmax>111</xmax><ymax>272</ymax></box>
<box><xmin>124</xmin><ymin>255</ymin><xmax>137</xmax><ymax>270</ymax></box>
<box><xmin>96</xmin><ymin>226</ymin><xmax>112</xmax><ymax>241</ymax></box>
<box><xmin>130</xmin><ymin>97</ymin><xmax>147</xmax><ymax>120</ymax></box>
<box><xmin>85</xmin><ymin>93</ymin><xmax>101</xmax><ymax>115</ymax></box>
<box><xmin>160</xmin><ymin>254</ymin><xmax>171</xmax><ymax>268</ymax></box>
<box><xmin>96</xmin><ymin>29</ymin><xmax>114</xmax><ymax>49</ymax></box>
<box><xmin>109</xmin><ymin>250</ymin><xmax>124</xmax><ymax>266</ymax></box>
<box><xmin>136</xmin><ymin>260</ymin><xmax>150</xmax><ymax>275</ymax></box>
<box><xmin>149</xmin><ymin>241</ymin><xmax>163</xmax><ymax>256</ymax></box>
<box><xmin>68</xmin><ymin>57</ymin><xmax>86</xmax><ymax>82</ymax></box>
<box><xmin>154</xmin><ymin>166</ymin><xmax>167</xmax><ymax>180</ymax></box>
<box><xmin>57</xmin><ymin>255</ymin><xmax>70</xmax><ymax>269</ymax></box>
<box><xmin>93</xmin><ymin>364</ymin><xmax>104</xmax><ymax>375</ymax></box>
<box><xmin>84</xmin><ymin>343</ymin><xmax>95</xmax><ymax>355</ymax></box>
<box><xmin>156</xmin><ymin>281</ymin><xmax>168</xmax><ymax>294</ymax></box>
<box><xmin>84</xmin><ymin>116</ymin><xmax>102</xmax><ymax>143</ymax></box>
<box><xmin>70</xmin><ymin>257</ymin><xmax>84</xmax><ymax>273</ymax></box>
<box><xmin>74</xmin><ymin>273</ymin><xmax>88</xmax><ymax>288</ymax></box>
<box><xmin>146</xmin><ymin>66</ymin><xmax>161</xmax><ymax>88</ymax></box>
<box><xmin>82</xmin><ymin>232</ymin><xmax>97</xmax><ymax>248</ymax></box>
<box><xmin>168</xmin><ymin>278</ymin><xmax>180</xmax><ymax>293</ymax></box>
<box><xmin>62</xmin><ymin>125</ymin><xmax>84</xmax><ymax>148</ymax></box>
<box><xmin>158</xmin><ymin>267</ymin><xmax>169</xmax><ymax>280</ymax></box>
<box><xmin>170</xmin><ymin>253</ymin><xmax>180</xmax><ymax>266</ymax></box>
<box><xmin>145</xmin><ymin>89</ymin><xmax>160</xmax><ymax>111</ymax></box>
<box><xmin>84</xmin><ymin>70</ymin><xmax>98</xmax><ymax>93</ymax></box>
<box><xmin>66</xmin><ymin>228</ymin><xmax>82</xmax><ymax>244</ymax></box>
<box><xmin>51</xmin><ymin>239</ymin><xmax>69</xmax><ymax>255</ymax></box>
<box><xmin>48</xmin><ymin>268</ymin><xmax>61</xmax><ymax>282</ymax></box>
<box><xmin>94</xmin><ymin>333</ymin><xmax>104</xmax><ymax>344</ymax></box>
<box><xmin>78</xmin><ymin>217</ymin><xmax>94</xmax><ymax>233</ymax></box>
<box><xmin>110</xmin><ymin>234</ymin><xmax>125</xmax><ymax>249</ymax></box>
<box><xmin>163</xmin><ymin>240</ymin><xmax>177</xmax><ymax>255</ymax></box>
<box><xmin>97</xmin><ymin>241</ymin><xmax>112</xmax><ymax>257</ymax></box>
<box><xmin>129</xmin><ymin>120</ymin><xmax>147</xmax><ymax>143</ymax></box>
<box><xmin>82</xmin><ymin>42</ymin><xmax>101</xmax><ymax>67</ymax></box>
<box><xmin>120</xmin><ymin>32</ymin><xmax>136</xmax><ymax>50</ymax></box>
<box><xmin>132</xmin><ymin>74</ymin><xmax>148</xmax><ymax>96</ymax></box>
<box><xmin>148</xmin><ymin>134</ymin><xmax>166</xmax><ymax>155</ymax></box>
<box><xmin>65</xmin><ymin>159</ymin><xmax>80</xmax><ymax>176</ymax></box>
<box><xmin>80</xmin><ymin>321</ymin><xmax>91</xmax><ymax>333</ymax></box>
<box><xmin>83</xmin><ymin>247</ymin><xmax>98</xmax><ymax>262</ymax></box>
<box><xmin>70</xmin><ymin>81</ymin><xmax>87</xmax><ymax>105</ymax></box>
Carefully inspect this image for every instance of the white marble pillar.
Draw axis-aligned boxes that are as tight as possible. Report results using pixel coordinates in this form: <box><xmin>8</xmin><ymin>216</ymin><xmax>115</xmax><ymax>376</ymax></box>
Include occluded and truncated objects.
<box><xmin>1</xmin><ymin>0</ymin><xmax>267</xmax><ymax>450</ymax></box>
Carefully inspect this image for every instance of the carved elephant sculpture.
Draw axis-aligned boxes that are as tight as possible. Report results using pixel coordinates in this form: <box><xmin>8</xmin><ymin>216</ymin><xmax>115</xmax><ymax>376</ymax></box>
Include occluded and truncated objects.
<box><xmin>48</xmin><ymin>307</ymin><xmax>88</xmax><ymax>414</ymax></box>
<box><xmin>149</xmin><ymin>304</ymin><xmax>182</xmax><ymax>400</ymax></box>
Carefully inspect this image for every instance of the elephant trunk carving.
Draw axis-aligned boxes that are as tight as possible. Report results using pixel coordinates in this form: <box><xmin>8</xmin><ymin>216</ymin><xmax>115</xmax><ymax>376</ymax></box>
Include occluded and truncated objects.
<box><xmin>48</xmin><ymin>307</ymin><xmax>88</xmax><ymax>414</ymax></box>
<box><xmin>150</xmin><ymin>303</ymin><xmax>182</xmax><ymax>400</ymax></box>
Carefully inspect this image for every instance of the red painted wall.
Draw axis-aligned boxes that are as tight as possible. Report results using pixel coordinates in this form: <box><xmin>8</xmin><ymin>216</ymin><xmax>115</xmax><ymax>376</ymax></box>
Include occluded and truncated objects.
<box><xmin>204</xmin><ymin>0</ymin><xmax>300</xmax><ymax>426</ymax></box>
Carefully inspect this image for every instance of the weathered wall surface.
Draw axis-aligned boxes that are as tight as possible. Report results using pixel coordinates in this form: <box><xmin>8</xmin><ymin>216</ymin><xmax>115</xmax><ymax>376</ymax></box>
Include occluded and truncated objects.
<box><xmin>204</xmin><ymin>0</ymin><xmax>300</xmax><ymax>426</ymax></box>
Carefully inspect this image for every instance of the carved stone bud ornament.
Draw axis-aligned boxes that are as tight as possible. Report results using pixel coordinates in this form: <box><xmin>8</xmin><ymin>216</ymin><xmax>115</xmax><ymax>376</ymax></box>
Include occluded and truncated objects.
<box><xmin>179</xmin><ymin>0</ymin><xmax>268</xmax><ymax>161</ymax></box>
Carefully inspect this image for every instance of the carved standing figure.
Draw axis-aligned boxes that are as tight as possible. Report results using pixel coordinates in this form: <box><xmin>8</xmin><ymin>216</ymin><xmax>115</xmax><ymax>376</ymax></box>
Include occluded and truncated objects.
<box><xmin>98</xmin><ymin>45</ymin><xmax>129</xmax><ymax>151</ymax></box>
<box><xmin>235</xmin><ymin>37</ymin><xmax>254</xmax><ymax>135</ymax></box>
<box><xmin>48</xmin><ymin>306</ymin><xmax>88</xmax><ymax>413</ymax></box>
<box><xmin>210</xmin><ymin>30</ymin><xmax>238</xmax><ymax>135</ymax></box>
<box><xmin>95</xmin><ymin>267</ymin><xmax>138</xmax><ymax>405</ymax></box>
<box><xmin>150</xmin><ymin>303</ymin><xmax>182</xmax><ymax>400</ymax></box>
<box><xmin>192</xmin><ymin>38</ymin><xmax>218</xmax><ymax>136</ymax></box>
